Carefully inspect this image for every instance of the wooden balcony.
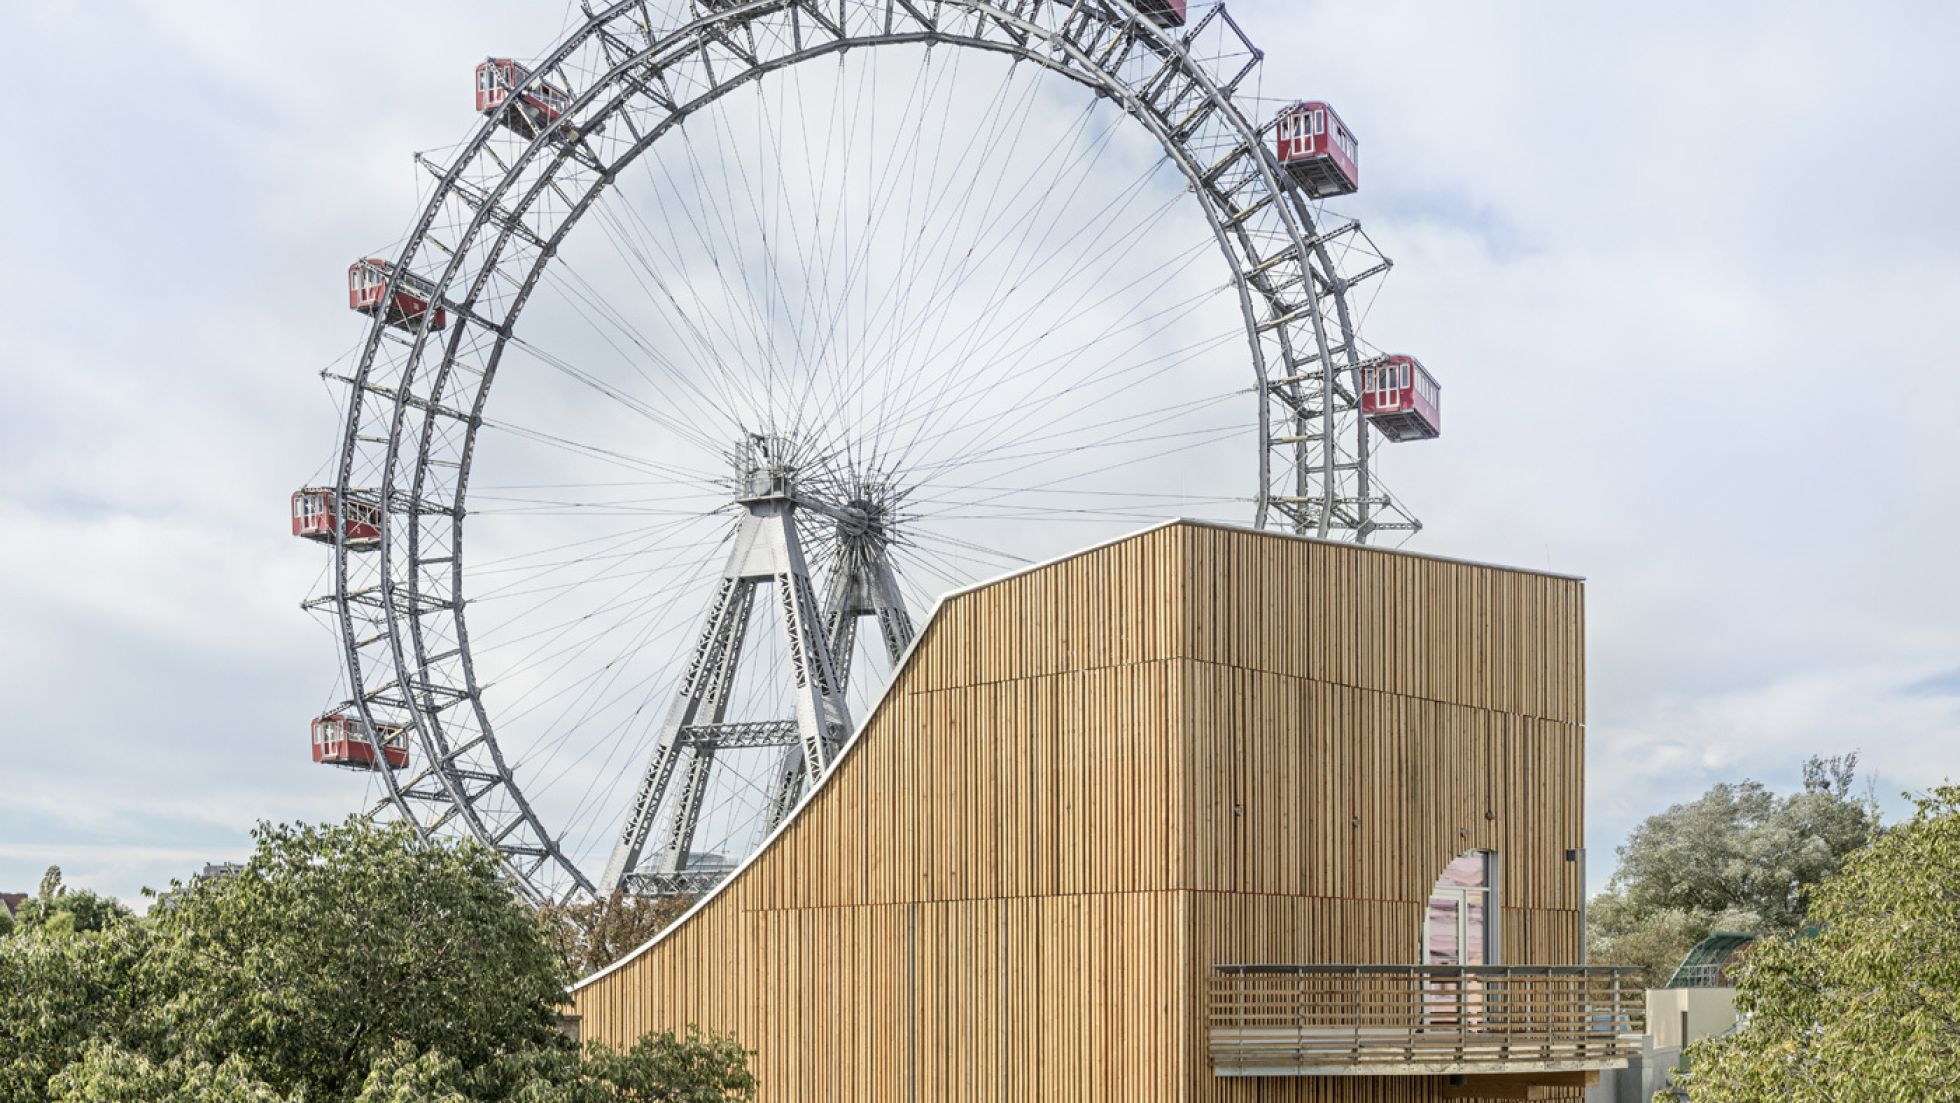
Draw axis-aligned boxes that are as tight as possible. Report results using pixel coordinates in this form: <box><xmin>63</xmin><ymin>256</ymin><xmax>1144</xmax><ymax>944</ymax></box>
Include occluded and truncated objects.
<box><xmin>1208</xmin><ymin>965</ymin><xmax>1644</xmax><ymax>1079</ymax></box>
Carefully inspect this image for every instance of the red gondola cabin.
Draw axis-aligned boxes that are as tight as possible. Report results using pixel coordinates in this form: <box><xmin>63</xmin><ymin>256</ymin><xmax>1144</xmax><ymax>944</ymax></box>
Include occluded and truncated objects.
<box><xmin>1361</xmin><ymin>355</ymin><xmax>1442</xmax><ymax>442</ymax></box>
<box><xmin>1135</xmin><ymin>0</ymin><xmax>1187</xmax><ymax>27</ymax></box>
<box><xmin>291</xmin><ymin>488</ymin><xmax>382</xmax><ymax>549</ymax></box>
<box><xmin>1276</xmin><ymin>101</ymin><xmax>1359</xmax><ymax>199</ymax></box>
<box><xmin>348</xmin><ymin>259</ymin><xmax>447</xmax><ymax>332</ymax></box>
<box><xmin>311</xmin><ymin>713</ymin><xmax>410</xmax><ymax>771</ymax></box>
<box><xmin>476</xmin><ymin>58</ymin><xmax>592</xmax><ymax>142</ymax></box>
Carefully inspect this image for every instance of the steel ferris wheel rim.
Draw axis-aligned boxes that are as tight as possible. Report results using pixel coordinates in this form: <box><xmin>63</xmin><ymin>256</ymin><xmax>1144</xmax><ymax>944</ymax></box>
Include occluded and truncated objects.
<box><xmin>326</xmin><ymin>0</ymin><xmax>1415</xmax><ymax>903</ymax></box>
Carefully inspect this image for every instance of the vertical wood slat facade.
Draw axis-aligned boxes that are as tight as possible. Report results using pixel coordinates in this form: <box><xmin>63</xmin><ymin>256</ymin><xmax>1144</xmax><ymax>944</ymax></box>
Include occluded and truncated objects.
<box><xmin>571</xmin><ymin>521</ymin><xmax>1588</xmax><ymax>1101</ymax></box>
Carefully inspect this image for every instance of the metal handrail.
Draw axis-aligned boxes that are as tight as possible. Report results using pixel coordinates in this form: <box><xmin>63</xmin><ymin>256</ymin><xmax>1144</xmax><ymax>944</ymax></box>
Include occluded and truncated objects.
<box><xmin>1216</xmin><ymin>963</ymin><xmax>1644</xmax><ymax>976</ymax></box>
<box><xmin>1207</xmin><ymin>964</ymin><xmax>1645</xmax><ymax>1076</ymax></box>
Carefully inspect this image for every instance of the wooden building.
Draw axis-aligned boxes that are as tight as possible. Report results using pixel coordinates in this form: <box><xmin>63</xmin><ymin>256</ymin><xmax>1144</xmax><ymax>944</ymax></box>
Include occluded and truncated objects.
<box><xmin>570</xmin><ymin>521</ymin><xmax>1637</xmax><ymax>1101</ymax></box>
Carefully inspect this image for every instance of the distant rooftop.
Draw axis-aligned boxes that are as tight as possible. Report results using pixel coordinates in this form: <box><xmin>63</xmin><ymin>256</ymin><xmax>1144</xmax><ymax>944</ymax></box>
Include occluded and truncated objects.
<box><xmin>153</xmin><ymin>862</ymin><xmax>247</xmax><ymax>910</ymax></box>
<box><xmin>1666</xmin><ymin>931</ymin><xmax>1757</xmax><ymax>988</ymax></box>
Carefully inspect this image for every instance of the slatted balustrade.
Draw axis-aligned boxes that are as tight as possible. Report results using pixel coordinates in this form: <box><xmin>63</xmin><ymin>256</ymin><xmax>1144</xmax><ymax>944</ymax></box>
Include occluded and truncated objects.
<box><xmin>1209</xmin><ymin>965</ymin><xmax>1644</xmax><ymax>1077</ymax></box>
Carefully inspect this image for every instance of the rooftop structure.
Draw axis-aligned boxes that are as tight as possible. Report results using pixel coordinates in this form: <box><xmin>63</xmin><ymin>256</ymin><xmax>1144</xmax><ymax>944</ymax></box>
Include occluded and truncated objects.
<box><xmin>570</xmin><ymin>522</ymin><xmax>1630</xmax><ymax>1100</ymax></box>
<box><xmin>1665</xmin><ymin>931</ymin><xmax>1758</xmax><ymax>989</ymax></box>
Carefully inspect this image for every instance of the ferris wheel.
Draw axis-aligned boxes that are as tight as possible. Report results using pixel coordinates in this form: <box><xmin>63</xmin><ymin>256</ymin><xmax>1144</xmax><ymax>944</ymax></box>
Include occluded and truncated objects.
<box><xmin>295</xmin><ymin>0</ymin><xmax>1439</xmax><ymax>904</ymax></box>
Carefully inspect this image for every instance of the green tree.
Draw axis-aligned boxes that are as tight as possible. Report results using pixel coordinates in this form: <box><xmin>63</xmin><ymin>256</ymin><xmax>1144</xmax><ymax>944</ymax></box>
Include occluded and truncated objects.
<box><xmin>579</xmin><ymin>1032</ymin><xmax>757</xmax><ymax>1102</ymax></box>
<box><xmin>538</xmin><ymin>892</ymin><xmax>695</xmax><ymax>980</ymax></box>
<box><xmin>351</xmin><ymin>1034</ymin><xmax>758</xmax><ymax>1103</ymax></box>
<box><xmin>354</xmin><ymin>1047</ymin><xmax>472</xmax><ymax>1103</ymax></box>
<box><xmin>134</xmin><ymin>819</ymin><xmax>569</xmax><ymax>1100</ymax></box>
<box><xmin>0</xmin><ymin>918</ymin><xmax>151</xmax><ymax>1101</ymax></box>
<box><xmin>1587</xmin><ymin>754</ymin><xmax>1878</xmax><ymax>988</ymax></box>
<box><xmin>1583</xmin><ymin>897</ymin><xmax>1713</xmax><ymax>990</ymax></box>
<box><xmin>6</xmin><ymin>865</ymin><xmax>131</xmax><ymax>937</ymax></box>
<box><xmin>0</xmin><ymin>819</ymin><xmax>753</xmax><ymax>1103</ymax></box>
<box><xmin>46</xmin><ymin>1043</ymin><xmax>293</xmax><ymax>1103</ymax></box>
<box><xmin>1678</xmin><ymin>786</ymin><xmax>1960</xmax><ymax>1102</ymax></box>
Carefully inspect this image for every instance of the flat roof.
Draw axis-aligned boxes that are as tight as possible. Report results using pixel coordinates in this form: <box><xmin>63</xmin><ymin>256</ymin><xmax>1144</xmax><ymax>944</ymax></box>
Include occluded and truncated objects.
<box><xmin>1167</xmin><ymin>518</ymin><xmax>1586</xmax><ymax>584</ymax></box>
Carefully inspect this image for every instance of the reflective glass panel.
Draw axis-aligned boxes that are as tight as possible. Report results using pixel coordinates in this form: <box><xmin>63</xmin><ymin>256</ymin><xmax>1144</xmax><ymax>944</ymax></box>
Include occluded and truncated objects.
<box><xmin>1436</xmin><ymin>851</ymin><xmax>1489</xmax><ymax>888</ymax></box>
<box><xmin>1426</xmin><ymin>897</ymin><xmax>1460</xmax><ymax>965</ymax></box>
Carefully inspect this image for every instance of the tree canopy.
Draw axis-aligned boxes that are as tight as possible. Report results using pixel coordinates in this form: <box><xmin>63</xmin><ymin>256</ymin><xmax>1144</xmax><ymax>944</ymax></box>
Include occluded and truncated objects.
<box><xmin>1587</xmin><ymin>754</ymin><xmax>1879</xmax><ymax>987</ymax></box>
<box><xmin>0</xmin><ymin>819</ymin><xmax>752</xmax><ymax>1103</ymax></box>
<box><xmin>2</xmin><ymin>866</ymin><xmax>131</xmax><ymax>938</ymax></box>
<box><xmin>538</xmin><ymin>893</ymin><xmax>695</xmax><ymax>981</ymax></box>
<box><xmin>1678</xmin><ymin>785</ymin><xmax>1960</xmax><ymax>1102</ymax></box>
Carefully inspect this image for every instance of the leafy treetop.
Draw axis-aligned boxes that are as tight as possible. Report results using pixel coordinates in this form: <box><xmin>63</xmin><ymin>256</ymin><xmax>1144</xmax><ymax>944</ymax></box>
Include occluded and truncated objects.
<box><xmin>538</xmin><ymin>893</ymin><xmax>695</xmax><ymax>981</ymax></box>
<box><xmin>1678</xmin><ymin>785</ymin><xmax>1960</xmax><ymax>1103</ymax></box>
<box><xmin>1587</xmin><ymin>754</ymin><xmax>1879</xmax><ymax>988</ymax></box>
<box><xmin>3</xmin><ymin>866</ymin><xmax>131</xmax><ymax>938</ymax></box>
<box><xmin>0</xmin><ymin>818</ymin><xmax>754</xmax><ymax>1103</ymax></box>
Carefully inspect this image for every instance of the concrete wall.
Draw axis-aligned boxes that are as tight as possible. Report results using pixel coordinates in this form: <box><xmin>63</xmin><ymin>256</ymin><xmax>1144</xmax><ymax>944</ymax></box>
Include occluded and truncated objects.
<box><xmin>1646</xmin><ymin>987</ymin><xmax>1739</xmax><ymax>1050</ymax></box>
<box><xmin>1585</xmin><ymin>988</ymin><xmax>1742</xmax><ymax>1103</ymax></box>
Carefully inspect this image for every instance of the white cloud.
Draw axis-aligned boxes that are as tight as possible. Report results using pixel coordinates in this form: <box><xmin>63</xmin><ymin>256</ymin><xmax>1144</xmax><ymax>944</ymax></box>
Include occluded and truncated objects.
<box><xmin>1</xmin><ymin>0</ymin><xmax>1957</xmax><ymax>904</ymax></box>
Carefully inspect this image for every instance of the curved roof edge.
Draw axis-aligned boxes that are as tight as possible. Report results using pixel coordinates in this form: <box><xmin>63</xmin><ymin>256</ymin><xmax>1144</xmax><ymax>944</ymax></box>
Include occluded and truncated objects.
<box><xmin>1664</xmin><ymin>930</ymin><xmax>1759</xmax><ymax>989</ymax></box>
<box><xmin>570</xmin><ymin>519</ymin><xmax>1582</xmax><ymax>991</ymax></box>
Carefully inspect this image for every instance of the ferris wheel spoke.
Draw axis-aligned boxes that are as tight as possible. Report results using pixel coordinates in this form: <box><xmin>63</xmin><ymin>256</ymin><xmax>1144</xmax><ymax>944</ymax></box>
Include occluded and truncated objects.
<box><xmin>874</xmin><ymin>110</ymin><xmax>1159</xmax><ymax>429</ymax></box>
<box><xmin>799</xmin><ymin>54</ymin><xmax>966</xmax><ymax>453</ymax></box>
<box><xmin>916</xmin><ymin>483</ymin><xmax>1249</xmax><ymax>503</ymax></box>
<box><xmin>893</xmin><ymin>535</ymin><xmax>1025</xmax><ymax>583</ymax></box>
<box><xmin>492</xmin><ymin>595</ymin><xmax>696</xmax><ymax>742</ymax></box>
<box><xmin>892</xmin><ymin>296</ymin><xmax>1231</xmax><ymax>485</ymax></box>
<box><xmin>467</xmin><ymin>548</ymin><xmax>721</xmax><ymax>607</ymax></box>
<box><xmin>910</xmin><ymin>363</ymin><xmax>1244</xmax><ymax>484</ymax></box>
<box><xmin>479</xmin><ymin>418</ymin><xmax>727</xmax><ymax>486</ymax></box>
<box><xmin>935</xmin><ymin>420</ymin><xmax>1248</xmax><ymax>484</ymax></box>
<box><xmin>469</xmin><ymin>488</ymin><xmax>728</xmax><ymax>515</ymax></box>
<box><xmin>464</xmin><ymin>517</ymin><xmax>715</xmax><ymax>574</ymax></box>
<box><xmin>746</xmin><ymin>51</ymin><xmax>1032</xmax><ymax>458</ymax></box>
<box><xmin>891</xmin><ymin>294</ymin><xmax>1239</xmax><ymax>484</ymax></box>
<box><xmin>659</xmin><ymin>103</ymin><xmax>805</xmax><ymax>428</ymax></box>
<box><xmin>533</xmin><ymin>258</ymin><xmax>753</xmax><ymax>440</ymax></box>
<box><xmin>872</xmin><ymin>186</ymin><xmax>1223</xmax><ymax>475</ymax></box>
<box><xmin>924</xmin><ymin>505</ymin><xmax>1242</xmax><ymax>523</ymax></box>
<box><xmin>466</xmin><ymin>540</ymin><xmax>729</xmax><ymax>607</ymax></box>
<box><xmin>822</xmin><ymin>54</ymin><xmax>982</xmax><ymax>464</ymax></box>
<box><xmin>801</xmin><ymin>59</ymin><xmax>1057</xmax><ymax>448</ymax></box>
<box><xmin>465</xmin><ymin>521</ymin><xmax>728</xmax><ymax>637</ymax></box>
<box><xmin>501</xmin><ymin>643</ymin><xmax>689</xmax><ymax>853</ymax></box>
<box><xmin>875</xmin><ymin>98</ymin><xmax>1148</xmax><ymax>350</ymax></box>
<box><xmin>479</xmin><ymin>603</ymin><xmax>698</xmax><ymax>744</ymax></box>
<box><xmin>794</xmin><ymin>48</ymin><xmax>945</xmax><ymax>431</ymax></box>
<box><xmin>572</xmin><ymin>202</ymin><xmax>762</xmax><ymax>428</ymax></box>
<box><xmin>578</xmin><ymin>153</ymin><xmax>779</xmax><ymax>426</ymax></box>
<box><xmin>486</xmin><ymin>537</ymin><xmax>729</xmax><ymax>769</ymax></box>
<box><xmin>844</xmin><ymin>82</ymin><xmax>1113</xmax><ymax>462</ymax></box>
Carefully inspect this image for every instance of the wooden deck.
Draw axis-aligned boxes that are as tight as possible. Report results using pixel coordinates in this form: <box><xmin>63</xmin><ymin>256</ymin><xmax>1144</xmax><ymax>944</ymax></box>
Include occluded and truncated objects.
<box><xmin>1209</xmin><ymin>965</ymin><xmax>1642</xmax><ymax>1077</ymax></box>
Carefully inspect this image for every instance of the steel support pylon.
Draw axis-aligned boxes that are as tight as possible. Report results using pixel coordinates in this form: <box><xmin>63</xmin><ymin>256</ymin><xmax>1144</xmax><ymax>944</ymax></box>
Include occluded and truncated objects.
<box><xmin>601</xmin><ymin>441</ymin><xmax>916</xmax><ymax>897</ymax></box>
<box><xmin>761</xmin><ymin>526</ymin><xmax>914</xmax><ymax>830</ymax></box>
<box><xmin>602</xmin><ymin>442</ymin><xmax>849</xmax><ymax>894</ymax></box>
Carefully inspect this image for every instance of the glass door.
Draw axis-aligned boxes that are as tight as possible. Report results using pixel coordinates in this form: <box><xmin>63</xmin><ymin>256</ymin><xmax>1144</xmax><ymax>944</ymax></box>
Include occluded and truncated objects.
<box><xmin>1425</xmin><ymin>852</ymin><xmax>1495</xmax><ymax>1026</ymax></box>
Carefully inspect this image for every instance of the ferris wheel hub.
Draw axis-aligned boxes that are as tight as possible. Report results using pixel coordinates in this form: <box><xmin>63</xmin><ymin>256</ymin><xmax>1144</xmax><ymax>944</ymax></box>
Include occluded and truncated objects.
<box><xmin>735</xmin><ymin>433</ymin><xmax>798</xmax><ymax>502</ymax></box>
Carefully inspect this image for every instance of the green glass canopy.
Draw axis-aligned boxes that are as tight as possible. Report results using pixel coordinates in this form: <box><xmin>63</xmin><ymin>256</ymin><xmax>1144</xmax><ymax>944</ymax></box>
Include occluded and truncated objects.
<box><xmin>1665</xmin><ymin>931</ymin><xmax>1757</xmax><ymax>989</ymax></box>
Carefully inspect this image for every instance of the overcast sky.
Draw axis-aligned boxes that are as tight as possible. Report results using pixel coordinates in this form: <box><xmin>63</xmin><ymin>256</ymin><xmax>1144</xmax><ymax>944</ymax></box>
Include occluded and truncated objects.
<box><xmin>1</xmin><ymin>1</ymin><xmax>1955</xmax><ymax>907</ymax></box>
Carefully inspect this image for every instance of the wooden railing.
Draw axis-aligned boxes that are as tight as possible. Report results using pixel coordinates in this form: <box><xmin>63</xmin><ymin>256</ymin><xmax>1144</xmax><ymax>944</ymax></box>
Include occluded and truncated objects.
<box><xmin>1208</xmin><ymin>965</ymin><xmax>1645</xmax><ymax>1077</ymax></box>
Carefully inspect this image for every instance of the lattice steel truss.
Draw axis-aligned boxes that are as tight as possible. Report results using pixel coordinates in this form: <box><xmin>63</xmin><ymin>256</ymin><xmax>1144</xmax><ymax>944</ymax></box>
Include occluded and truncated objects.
<box><xmin>317</xmin><ymin>0</ymin><xmax>1419</xmax><ymax>903</ymax></box>
<box><xmin>601</xmin><ymin>435</ymin><xmax>914</xmax><ymax>896</ymax></box>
